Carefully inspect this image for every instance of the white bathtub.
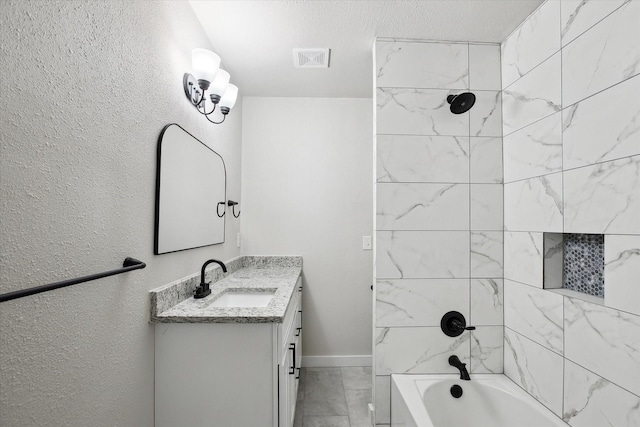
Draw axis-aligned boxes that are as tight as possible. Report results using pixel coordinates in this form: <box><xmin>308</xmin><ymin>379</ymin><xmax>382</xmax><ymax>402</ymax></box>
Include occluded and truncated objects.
<box><xmin>391</xmin><ymin>374</ymin><xmax>568</xmax><ymax>427</ymax></box>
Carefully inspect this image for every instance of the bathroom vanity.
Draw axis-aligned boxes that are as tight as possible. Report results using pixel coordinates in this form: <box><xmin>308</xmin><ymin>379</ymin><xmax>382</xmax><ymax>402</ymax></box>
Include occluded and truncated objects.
<box><xmin>150</xmin><ymin>256</ymin><xmax>303</xmax><ymax>427</ymax></box>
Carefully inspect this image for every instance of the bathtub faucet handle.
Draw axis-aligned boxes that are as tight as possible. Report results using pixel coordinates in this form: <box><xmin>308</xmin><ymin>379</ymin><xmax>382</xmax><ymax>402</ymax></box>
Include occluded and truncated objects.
<box><xmin>451</xmin><ymin>318</ymin><xmax>475</xmax><ymax>331</ymax></box>
<box><xmin>441</xmin><ymin>311</ymin><xmax>475</xmax><ymax>337</ymax></box>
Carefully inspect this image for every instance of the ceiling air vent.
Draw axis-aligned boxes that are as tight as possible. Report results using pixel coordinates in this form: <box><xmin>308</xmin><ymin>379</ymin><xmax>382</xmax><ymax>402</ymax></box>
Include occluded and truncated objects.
<box><xmin>293</xmin><ymin>48</ymin><xmax>331</xmax><ymax>68</ymax></box>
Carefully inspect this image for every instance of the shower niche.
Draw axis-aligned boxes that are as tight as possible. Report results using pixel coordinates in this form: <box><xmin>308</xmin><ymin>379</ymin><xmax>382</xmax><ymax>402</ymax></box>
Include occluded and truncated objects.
<box><xmin>543</xmin><ymin>233</ymin><xmax>605</xmax><ymax>298</ymax></box>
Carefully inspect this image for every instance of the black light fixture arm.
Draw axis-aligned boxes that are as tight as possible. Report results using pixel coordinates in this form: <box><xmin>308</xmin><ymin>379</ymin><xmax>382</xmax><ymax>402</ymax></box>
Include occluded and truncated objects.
<box><xmin>183</xmin><ymin>73</ymin><xmax>230</xmax><ymax>124</ymax></box>
<box><xmin>0</xmin><ymin>258</ymin><xmax>146</xmax><ymax>303</ymax></box>
<box><xmin>204</xmin><ymin>111</ymin><xmax>226</xmax><ymax>124</ymax></box>
<box><xmin>191</xmin><ymin>89</ymin><xmax>218</xmax><ymax>116</ymax></box>
<box><xmin>198</xmin><ymin>98</ymin><xmax>217</xmax><ymax>116</ymax></box>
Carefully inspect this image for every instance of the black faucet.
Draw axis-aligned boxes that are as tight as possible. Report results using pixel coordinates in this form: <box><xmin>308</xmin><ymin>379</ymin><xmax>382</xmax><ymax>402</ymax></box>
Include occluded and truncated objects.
<box><xmin>449</xmin><ymin>355</ymin><xmax>470</xmax><ymax>381</ymax></box>
<box><xmin>194</xmin><ymin>259</ymin><xmax>227</xmax><ymax>299</ymax></box>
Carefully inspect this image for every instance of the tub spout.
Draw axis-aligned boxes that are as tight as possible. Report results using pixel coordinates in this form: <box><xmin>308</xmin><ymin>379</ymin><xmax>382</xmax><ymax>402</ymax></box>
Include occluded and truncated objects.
<box><xmin>449</xmin><ymin>355</ymin><xmax>470</xmax><ymax>380</ymax></box>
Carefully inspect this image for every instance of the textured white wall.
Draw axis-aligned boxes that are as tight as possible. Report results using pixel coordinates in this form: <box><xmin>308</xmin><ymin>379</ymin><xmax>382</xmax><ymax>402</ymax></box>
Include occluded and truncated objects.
<box><xmin>241</xmin><ymin>97</ymin><xmax>373</xmax><ymax>361</ymax></box>
<box><xmin>0</xmin><ymin>1</ymin><xmax>242</xmax><ymax>425</ymax></box>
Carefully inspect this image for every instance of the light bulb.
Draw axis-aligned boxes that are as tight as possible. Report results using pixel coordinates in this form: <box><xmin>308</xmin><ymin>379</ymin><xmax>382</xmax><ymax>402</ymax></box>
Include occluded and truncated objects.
<box><xmin>192</xmin><ymin>48</ymin><xmax>220</xmax><ymax>84</ymax></box>
<box><xmin>208</xmin><ymin>69</ymin><xmax>230</xmax><ymax>98</ymax></box>
<box><xmin>219</xmin><ymin>84</ymin><xmax>238</xmax><ymax>110</ymax></box>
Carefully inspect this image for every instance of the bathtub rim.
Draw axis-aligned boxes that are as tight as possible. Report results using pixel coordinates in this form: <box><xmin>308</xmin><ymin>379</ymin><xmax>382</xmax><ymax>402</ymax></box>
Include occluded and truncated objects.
<box><xmin>391</xmin><ymin>373</ymin><xmax>568</xmax><ymax>427</ymax></box>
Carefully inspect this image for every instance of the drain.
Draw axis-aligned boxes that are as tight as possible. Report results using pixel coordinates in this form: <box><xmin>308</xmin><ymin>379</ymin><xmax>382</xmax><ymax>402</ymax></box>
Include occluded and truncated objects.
<box><xmin>450</xmin><ymin>384</ymin><xmax>463</xmax><ymax>398</ymax></box>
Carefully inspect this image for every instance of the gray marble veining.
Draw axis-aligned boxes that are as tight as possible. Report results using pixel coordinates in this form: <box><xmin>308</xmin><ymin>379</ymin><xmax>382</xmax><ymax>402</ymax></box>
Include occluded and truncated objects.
<box><xmin>504</xmin><ymin>327</ymin><xmax>564</xmax><ymax>416</ymax></box>
<box><xmin>376</xmin><ymin>183</ymin><xmax>469</xmax><ymax>230</ymax></box>
<box><xmin>502</xmin><ymin>53</ymin><xmax>561</xmax><ymax>136</ymax></box>
<box><xmin>376</xmin><ymin>41</ymin><xmax>469</xmax><ymax>89</ymax></box>
<box><xmin>562</xmin><ymin>74</ymin><xmax>640</xmax><ymax>170</ymax></box>
<box><xmin>501</xmin><ymin>0</ymin><xmax>560</xmax><ymax>89</ymax></box>
<box><xmin>504</xmin><ymin>279</ymin><xmax>564</xmax><ymax>354</ymax></box>
<box><xmin>605</xmin><ymin>235</ymin><xmax>640</xmax><ymax>316</ymax></box>
<box><xmin>504</xmin><ymin>231</ymin><xmax>544</xmax><ymax>288</ymax></box>
<box><xmin>563</xmin><ymin>358</ymin><xmax>640</xmax><ymax>427</ymax></box>
<box><xmin>470</xmin><ymin>231</ymin><xmax>504</xmax><ymax>278</ymax></box>
<box><xmin>562</xmin><ymin>1</ymin><xmax>640</xmax><ymax>107</ymax></box>
<box><xmin>149</xmin><ymin>256</ymin><xmax>302</xmax><ymax>323</ymax></box>
<box><xmin>377</xmin><ymin>135</ymin><xmax>469</xmax><ymax>183</ymax></box>
<box><xmin>470</xmin><ymin>279</ymin><xmax>504</xmax><ymax>326</ymax></box>
<box><xmin>561</xmin><ymin>0</ymin><xmax>629</xmax><ymax>46</ymax></box>
<box><xmin>563</xmin><ymin>155</ymin><xmax>640</xmax><ymax>234</ymax></box>
<box><xmin>564</xmin><ymin>296</ymin><xmax>640</xmax><ymax>396</ymax></box>
<box><xmin>375</xmin><ymin>279</ymin><xmax>469</xmax><ymax>327</ymax></box>
<box><xmin>503</xmin><ymin>112</ymin><xmax>562</xmax><ymax>183</ymax></box>
<box><xmin>375</xmin><ymin>327</ymin><xmax>470</xmax><ymax>375</ymax></box>
<box><xmin>470</xmin><ymin>137</ymin><xmax>503</xmax><ymax>184</ymax></box>
<box><xmin>376</xmin><ymin>231</ymin><xmax>469</xmax><ymax>279</ymax></box>
<box><xmin>377</xmin><ymin>88</ymin><xmax>469</xmax><ymax>136</ymax></box>
<box><xmin>504</xmin><ymin>172</ymin><xmax>563</xmax><ymax>232</ymax></box>
<box><xmin>543</xmin><ymin>233</ymin><xmax>564</xmax><ymax>290</ymax></box>
<box><xmin>470</xmin><ymin>326</ymin><xmax>503</xmax><ymax>374</ymax></box>
<box><xmin>470</xmin><ymin>91</ymin><xmax>502</xmax><ymax>137</ymax></box>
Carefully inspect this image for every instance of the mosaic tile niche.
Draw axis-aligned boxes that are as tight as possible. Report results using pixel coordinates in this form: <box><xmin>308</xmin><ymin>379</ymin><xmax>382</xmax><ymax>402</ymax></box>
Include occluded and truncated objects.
<box><xmin>563</xmin><ymin>234</ymin><xmax>604</xmax><ymax>297</ymax></box>
<box><xmin>543</xmin><ymin>233</ymin><xmax>605</xmax><ymax>298</ymax></box>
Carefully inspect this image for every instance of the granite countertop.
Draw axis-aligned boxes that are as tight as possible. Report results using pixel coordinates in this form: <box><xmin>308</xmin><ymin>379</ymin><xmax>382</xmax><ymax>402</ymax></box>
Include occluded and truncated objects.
<box><xmin>150</xmin><ymin>256</ymin><xmax>302</xmax><ymax>324</ymax></box>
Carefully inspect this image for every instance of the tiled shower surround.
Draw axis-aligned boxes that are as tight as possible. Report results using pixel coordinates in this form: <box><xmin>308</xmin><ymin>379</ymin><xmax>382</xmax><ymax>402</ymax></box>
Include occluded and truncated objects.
<box><xmin>374</xmin><ymin>1</ymin><xmax>640</xmax><ymax>426</ymax></box>
<box><xmin>502</xmin><ymin>0</ymin><xmax>640</xmax><ymax>426</ymax></box>
<box><xmin>374</xmin><ymin>39</ymin><xmax>504</xmax><ymax>425</ymax></box>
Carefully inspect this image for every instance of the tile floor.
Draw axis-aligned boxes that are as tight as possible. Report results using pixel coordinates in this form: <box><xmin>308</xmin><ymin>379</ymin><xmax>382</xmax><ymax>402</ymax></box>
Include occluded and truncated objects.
<box><xmin>293</xmin><ymin>367</ymin><xmax>372</xmax><ymax>427</ymax></box>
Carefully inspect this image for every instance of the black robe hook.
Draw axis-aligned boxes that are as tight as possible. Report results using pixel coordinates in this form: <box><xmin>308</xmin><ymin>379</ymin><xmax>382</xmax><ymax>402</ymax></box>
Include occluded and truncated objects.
<box><xmin>216</xmin><ymin>201</ymin><xmax>226</xmax><ymax>217</ymax></box>
<box><xmin>227</xmin><ymin>200</ymin><xmax>240</xmax><ymax>218</ymax></box>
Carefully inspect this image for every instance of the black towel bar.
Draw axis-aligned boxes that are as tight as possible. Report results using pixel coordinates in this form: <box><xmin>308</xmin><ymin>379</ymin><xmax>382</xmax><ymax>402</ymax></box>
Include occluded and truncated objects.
<box><xmin>0</xmin><ymin>257</ymin><xmax>146</xmax><ymax>303</ymax></box>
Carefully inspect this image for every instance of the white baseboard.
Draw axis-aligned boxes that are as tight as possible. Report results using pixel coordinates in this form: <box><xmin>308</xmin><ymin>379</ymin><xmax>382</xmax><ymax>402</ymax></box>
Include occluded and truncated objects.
<box><xmin>301</xmin><ymin>355</ymin><xmax>372</xmax><ymax>367</ymax></box>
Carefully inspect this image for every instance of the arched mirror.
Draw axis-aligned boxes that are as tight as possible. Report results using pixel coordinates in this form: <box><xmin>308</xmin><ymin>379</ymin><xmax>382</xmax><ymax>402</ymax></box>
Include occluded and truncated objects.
<box><xmin>154</xmin><ymin>124</ymin><xmax>226</xmax><ymax>254</ymax></box>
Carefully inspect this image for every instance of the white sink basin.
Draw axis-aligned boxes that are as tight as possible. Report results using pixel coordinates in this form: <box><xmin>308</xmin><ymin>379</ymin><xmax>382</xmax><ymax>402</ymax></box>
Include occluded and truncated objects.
<box><xmin>209</xmin><ymin>290</ymin><xmax>276</xmax><ymax>308</ymax></box>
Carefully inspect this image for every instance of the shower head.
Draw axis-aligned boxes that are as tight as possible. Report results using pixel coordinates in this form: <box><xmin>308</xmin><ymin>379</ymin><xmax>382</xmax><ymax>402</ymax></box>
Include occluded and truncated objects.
<box><xmin>446</xmin><ymin>92</ymin><xmax>476</xmax><ymax>114</ymax></box>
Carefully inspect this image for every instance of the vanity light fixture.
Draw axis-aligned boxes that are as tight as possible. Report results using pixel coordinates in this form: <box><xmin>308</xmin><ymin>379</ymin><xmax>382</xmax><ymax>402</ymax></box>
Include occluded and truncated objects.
<box><xmin>183</xmin><ymin>48</ymin><xmax>238</xmax><ymax>124</ymax></box>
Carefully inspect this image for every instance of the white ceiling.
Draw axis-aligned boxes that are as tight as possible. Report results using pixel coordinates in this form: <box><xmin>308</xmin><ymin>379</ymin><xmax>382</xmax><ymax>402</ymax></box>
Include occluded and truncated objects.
<box><xmin>189</xmin><ymin>0</ymin><xmax>544</xmax><ymax>98</ymax></box>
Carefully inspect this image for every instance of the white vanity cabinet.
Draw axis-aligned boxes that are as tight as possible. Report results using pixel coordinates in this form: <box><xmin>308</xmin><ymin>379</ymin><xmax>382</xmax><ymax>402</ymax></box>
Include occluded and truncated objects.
<box><xmin>278</xmin><ymin>280</ymin><xmax>303</xmax><ymax>427</ymax></box>
<box><xmin>155</xmin><ymin>277</ymin><xmax>302</xmax><ymax>427</ymax></box>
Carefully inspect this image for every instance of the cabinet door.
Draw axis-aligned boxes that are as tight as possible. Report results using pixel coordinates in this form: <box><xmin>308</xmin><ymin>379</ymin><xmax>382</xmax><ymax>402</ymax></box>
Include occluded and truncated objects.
<box><xmin>278</xmin><ymin>359</ymin><xmax>289</xmax><ymax>427</ymax></box>
<box><xmin>293</xmin><ymin>282</ymin><xmax>302</xmax><ymax>422</ymax></box>
<box><xmin>279</xmin><ymin>339</ymin><xmax>297</xmax><ymax>426</ymax></box>
<box><xmin>278</xmin><ymin>281</ymin><xmax>302</xmax><ymax>427</ymax></box>
<box><xmin>287</xmin><ymin>339</ymin><xmax>299</xmax><ymax>425</ymax></box>
<box><xmin>295</xmin><ymin>307</ymin><xmax>302</xmax><ymax>377</ymax></box>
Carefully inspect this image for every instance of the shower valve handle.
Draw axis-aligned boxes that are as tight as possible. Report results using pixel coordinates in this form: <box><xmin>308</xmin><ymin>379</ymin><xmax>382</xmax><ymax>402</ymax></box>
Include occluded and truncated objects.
<box><xmin>441</xmin><ymin>311</ymin><xmax>475</xmax><ymax>337</ymax></box>
<box><xmin>451</xmin><ymin>319</ymin><xmax>475</xmax><ymax>331</ymax></box>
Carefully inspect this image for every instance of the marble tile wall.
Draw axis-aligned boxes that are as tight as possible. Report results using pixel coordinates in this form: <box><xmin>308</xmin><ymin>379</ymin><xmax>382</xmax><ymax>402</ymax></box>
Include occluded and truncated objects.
<box><xmin>374</xmin><ymin>39</ymin><xmax>503</xmax><ymax>425</ymax></box>
<box><xmin>502</xmin><ymin>1</ymin><xmax>640</xmax><ymax>425</ymax></box>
